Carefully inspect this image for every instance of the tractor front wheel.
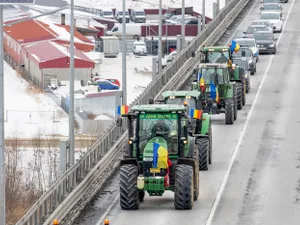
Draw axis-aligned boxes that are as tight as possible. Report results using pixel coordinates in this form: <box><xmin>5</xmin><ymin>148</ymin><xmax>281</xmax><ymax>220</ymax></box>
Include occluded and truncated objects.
<box><xmin>233</xmin><ymin>85</ymin><xmax>238</xmax><ymax>120</ymax></box>
<box><xmin>237</xmin><ymin>82</ymin><xmax>243</xmax><ymax>110</ymax></box>
<box><xmin>208</xmin><ymin>122</ymin><xmax>212</xmax><ymax>164</ymax></box>
<box><xmin>120</xmin><ymin>164</ymin><xmax>139</xmax><ymax>210</ymax></box>
<box><xmin>225</xmin><ymin>99</ymin><xmax>234</xmax><ymax>125</ymax></box>
<box><xmin>196</xmin><ymin>137</ymin><xmax>209</xmax><ymax>171</ymax></box>
<box><xmin>174</xmin><ymin>165</ymin><xmax>194</xmax><ymax>210</ymax></box>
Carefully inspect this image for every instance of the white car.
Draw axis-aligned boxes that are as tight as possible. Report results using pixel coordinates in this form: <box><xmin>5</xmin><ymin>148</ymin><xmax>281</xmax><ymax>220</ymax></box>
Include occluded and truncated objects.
<box><xmin>133</xmin><ymin>41</ymin><xmax>147</xmax><ymax>55</ymax></box>
<box><xmin>235</xmin><ymin>38</ymin><xmax>260</xmax><ymax>62</ymax></box>
<box><xmin>260</xmin><ymin>11</ymin><xmax>282</xmax><ymax>32</ymax></box>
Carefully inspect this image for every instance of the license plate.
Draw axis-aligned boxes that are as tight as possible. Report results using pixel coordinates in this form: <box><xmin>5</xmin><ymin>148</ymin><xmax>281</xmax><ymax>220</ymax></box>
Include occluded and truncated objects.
<box><xmin>150</xmin><ymin>168</ymin><xmax>161</xmax><ymax>173</ymax></box>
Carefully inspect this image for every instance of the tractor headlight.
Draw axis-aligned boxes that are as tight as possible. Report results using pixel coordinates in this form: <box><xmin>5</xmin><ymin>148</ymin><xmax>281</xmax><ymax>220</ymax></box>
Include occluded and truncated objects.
<box><xmin>269</xmin><ymin>44</ymin><xmax>275</xmax><ymax>47</ymax></box>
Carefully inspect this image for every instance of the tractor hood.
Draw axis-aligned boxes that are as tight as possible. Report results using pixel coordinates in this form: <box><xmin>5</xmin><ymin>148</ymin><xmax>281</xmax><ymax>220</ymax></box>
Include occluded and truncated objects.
<box><xmin>143</xmin><ymin>136</ymin><xmax>167</xmax><ymax>160</ymax></box>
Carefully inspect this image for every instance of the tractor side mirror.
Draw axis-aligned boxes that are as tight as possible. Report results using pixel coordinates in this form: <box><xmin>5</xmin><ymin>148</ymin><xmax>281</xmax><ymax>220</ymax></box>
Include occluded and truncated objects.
<box><xmin>192</xmin><ymin>68</ymin><xmax>198</xmax><ymax>75</ymax></box>
<box><xmin>191</xmin><ymin>51</ymin><xmax>195</xmax><ymax>57</ymax></box>
<box><xmin>183</xmin><ymin>125</ymin><xmax>188</xmax><ymax>137</ymax></box>
<box><xmin>116</xmin><ymin>117</ymin><xmax>122</xmax><ymax>127</ymax></box>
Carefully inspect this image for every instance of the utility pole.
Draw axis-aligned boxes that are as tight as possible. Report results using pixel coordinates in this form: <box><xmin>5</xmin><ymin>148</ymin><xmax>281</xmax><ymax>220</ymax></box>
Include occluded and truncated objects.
<box><xmin>69</xmin><ymin>0</ymin><xmax>75</xmax><ymax>167</ymax></box>
<box><xmin>122</xmin><ymin>0</ymin><xmax>127</xmax><ymax>104</ymax></box>
<box><xmin>202</xmin><ymin>0</ymin><xmax>206</xmax><ymax>30</ymax></box>
<box><xmin>181</xmin><ymin>0</ymin><xmax>185</xmax><ymax>50</ymax></box>
<box><xmin>158</xmin><ymin>0</ymin><xmax>162</xmax><ymax>74</ymax></box>
<box><xmin>0</xmin><ymin>5</ymin><xmax>4</xmax><ymax>225</ymax></box>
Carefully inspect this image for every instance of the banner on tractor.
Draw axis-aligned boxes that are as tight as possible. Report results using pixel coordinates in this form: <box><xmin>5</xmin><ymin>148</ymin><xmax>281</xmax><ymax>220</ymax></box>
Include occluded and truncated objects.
<box><xmin>189</xmin><ymin>109</ymin><xmax>202</xmax><ymax>119</ymax></box>
<box><xmin>153</xmin><ymin>142</ymin><xmax>169</xmax><ymax>169</ymax></box>
<box><xmin>230</xmin><ymin>40</ymin><xmax>240</xmax><ymax>53</ymax></box>
<box><xmin>210</xmin><ymin>81</ymin><xmax>220</xmax><ymax>103</ymax></box>
<box><xmin>117</xmin><ymin>105</ymin><xmax>129</xmax><ymax>116</ymax></box>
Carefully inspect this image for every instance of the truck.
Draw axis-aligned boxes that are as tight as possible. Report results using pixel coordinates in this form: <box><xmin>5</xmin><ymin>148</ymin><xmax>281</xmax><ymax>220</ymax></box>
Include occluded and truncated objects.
<box><xmin>98</xmin><ymin>36</ymin><xmax>119</xmax><ymax>58</ymax></box>
<box><xmin>116</xmin><ymin>104</ymin><xmax>200</xmax><ymax>210</ymax></box>
<box><xmin>106</xmin><ymin>23</ymin><xmax>143</xmax><ymax>39</ymax></box>
<box><xmin>114</xmin><ymin>9</ymin><xmax>130</xmax><ymax>23</ymax></box>
<box><xmin>100</xmin><ymin>8</ymin><xmax>115</xmax><ymax>20</ymax></box>
<box><xmin>160</xmin><ymin>90</ymin><xmax>212</xmax><ymax>170</ymax></box>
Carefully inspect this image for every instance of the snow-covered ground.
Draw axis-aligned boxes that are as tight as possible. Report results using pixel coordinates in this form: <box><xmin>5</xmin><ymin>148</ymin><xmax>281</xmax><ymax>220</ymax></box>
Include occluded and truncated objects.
<box><xmin>68</xmin><ymin>0</ymin><xmax>226</xmax><ymax>18</ymax></box>
<box><xmin>4</xmin><ymin>62</ymin><xmax>69</xmax><ymax>138</ymax></box>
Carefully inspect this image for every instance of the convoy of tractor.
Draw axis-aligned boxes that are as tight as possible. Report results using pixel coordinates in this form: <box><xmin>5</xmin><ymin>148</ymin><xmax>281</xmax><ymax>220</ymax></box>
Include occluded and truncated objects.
<box><xmin>116</xmin><ymin>40</ymin><xmax>254</xmax><ymax>210</ymax></box>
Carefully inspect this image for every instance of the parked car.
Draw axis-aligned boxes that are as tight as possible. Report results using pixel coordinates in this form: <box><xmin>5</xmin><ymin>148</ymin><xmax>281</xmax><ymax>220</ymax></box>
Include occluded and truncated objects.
<box><xmin>259</xmin><ymin>11</ymin><xmax>282</xmax><ymax>32</ymax></box>
<box><xmin>254</xmin><ymin>31</ymin><xmax>277</xmax><ymax>54</ymax></box>
<box><xmin>244</xmin><ymin>24</ymin><xmax>271</xmax><ymax>35</ymax></box>
<box><xmin>89</xmin><ymin>80</ymin><xmax>120</xmax><ymax>91</ymax></box>
<box><xmin>232</xmin><ymin>58</ymin><xmax>251</xmax><ymax>93</ymax></box>
<box><xmin>232</xmin><ymin>47</ymin><xmax>257</xmax><ymax>75</ymax></box>
<box><xmin>251</xmin><ymin>19</ymin><xmax>274</xmax><ymax>32</ymax></box>
<box><xmin>235</xmin><ymin>37</ymin><xmax>259</xmax><ymax>62</ymax></box>
<box><xmin>260</xmin><ymin>3</ymin><xmax>283</xmax><ymax>18</ymax></box>
<box><xmin>115</xmin><ymin>9</ymin><xmax>130</xmax><ymax>23</ymax></box>
<box><xmin>130</xmin><ymin>9</ymin><xmax>146</xmax><ymax>23</ymax></box>
<box><xmin>105</xmin><ymin>78</ymin><xmax>120</xmax><ymax>87</ymax></box>
<box><xmin>133</xmin><ymin>41</ymin><xmax>147</xmax><ymax>55</ymax></box>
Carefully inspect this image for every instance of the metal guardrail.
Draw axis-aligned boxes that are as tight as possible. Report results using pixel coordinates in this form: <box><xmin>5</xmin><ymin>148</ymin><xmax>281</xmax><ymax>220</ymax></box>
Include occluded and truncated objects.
<box><xmin>16</xmin><ymin>0</ymin><xmax>251</xmax><ymax>224</ymax></box>
<box><xmin>73</xmin><ymin>5</ymin><xmax>102</xmax><ymax>16</ymax></box>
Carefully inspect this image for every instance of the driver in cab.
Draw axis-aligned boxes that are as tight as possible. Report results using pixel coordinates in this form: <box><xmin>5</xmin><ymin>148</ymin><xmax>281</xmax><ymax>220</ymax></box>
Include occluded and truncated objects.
<box><xmin>151</xmin><ymin>120</ymin><xmax>170</xmax><ymax>135</ymax></box>
<box><xmin>216</xmin><ymin>52</ymin><xmax>228</xmax><ymax>63</ymax></box>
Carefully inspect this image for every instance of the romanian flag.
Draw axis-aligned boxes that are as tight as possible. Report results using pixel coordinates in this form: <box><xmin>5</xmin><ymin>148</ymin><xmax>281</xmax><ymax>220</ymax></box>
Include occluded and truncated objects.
<box><xmin>230</xmin><ymin>40</ymin><xmax>240</xmax><ymax>53</ymax></box>
<box><xmin>216</xmin><ymin>87</ymin><xmax>220</xmax><ymax>103</ymax></box>
<box><xmin>197</xmin><ymin>72</ymin><xmax>202</xmax><ymax>82</ymax></box>
<box><xmin>153</xmin><ymin>142</ymin><xmax>169</xmax><ymax>169</ymax></box>
<box><xmin>189</xmin><ymin>109</ymin><xmax>202</xmax><ymax>119</ymax></box>
<box><xmin>117</xmin><ymin>105</ymin><xmax>129</xmax><ymax>115</ymax></box>
<box><xmin>199</xmin><ymin>77</ymin><xmax>205</xmax><ymax>87</ymax></box>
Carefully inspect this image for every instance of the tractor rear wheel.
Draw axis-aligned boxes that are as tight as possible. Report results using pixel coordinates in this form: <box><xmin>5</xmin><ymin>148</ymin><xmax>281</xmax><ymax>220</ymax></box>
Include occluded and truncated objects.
<box><xmin>139</xmin><ymin>191</ymin><xmax>145</xmax><ymax>202</ymax></box>
<box><xmin>120</xmin><ymin>164</ymin><xmax>139</xmax><ymax>210</ymax></box>
<box><xmin>233</xmin><ymin>85</ymin><xmax>238</xmax><ymax>120</ymax></box>
<box><xmin>208</xmin><ymin>123</ymin><xmax>212</xmax><ymax>164</ymax></box>
<box><xmin>196</xmin><ymin>137</ymin><xmax>209</xmax><ymax>171</ymax></box>
<box><xmin>174</xmin><ymin>164</ymin><xmax>194</xmax><ymax>210</ymax></box>
<box><xmin>225</xmin><ymin>98</ymin><xmax>234</xmax><ymax>124</ymax></box>
<box><xmin>237</xmin><ymin>82</ymin><xmax>243</xmax><ymax>110</ymax></box>
<box><xmin>193</xmin><ymin>143</ymin><xmax>199</xmax><ymax>201</ymax></box>
<box><xmin>242</xmin><ymin>81</ymin><xmax>246</xmax><ymax>105</ymax></box>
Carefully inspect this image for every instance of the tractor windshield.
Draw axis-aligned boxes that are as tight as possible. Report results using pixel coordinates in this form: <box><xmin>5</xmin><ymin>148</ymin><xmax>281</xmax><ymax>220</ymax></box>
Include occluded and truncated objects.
<box><xmin>165</xmin><ymin>97</ymin><xmax>196</xmax><ymax>110</ymax></box>
<box><xmin>205</xmin><ymin>50</ymin><xmax>230</xmax><ymax>63</ymax></box>
<box><xmin>200</xmin><ymin>68</ymin><xmax>225</xmax><ymax>84</ymax></box>
<box><xmin>138</xmin><ymin>113</ymin><xmax>179</xmax><ymax>154</ymax></box>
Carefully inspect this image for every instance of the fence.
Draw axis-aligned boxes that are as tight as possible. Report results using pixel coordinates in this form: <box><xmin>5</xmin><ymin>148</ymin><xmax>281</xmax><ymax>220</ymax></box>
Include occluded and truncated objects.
<box><xmin>5</xmin><ymin>110</ymin><xmax>57</xmax><ymax>123</ymax></box>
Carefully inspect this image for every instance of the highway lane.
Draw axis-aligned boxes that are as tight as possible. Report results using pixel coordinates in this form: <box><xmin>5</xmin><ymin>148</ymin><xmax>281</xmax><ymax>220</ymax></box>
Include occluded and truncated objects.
<box><xmin>73</xmin><ymin>1</ymin><xmax>288</xmax><ymax>225</ymax></box>
<box><xmin>207</xmin><ymin>0</ymin><xmax>300</xmax><ymax>225</ymax></box>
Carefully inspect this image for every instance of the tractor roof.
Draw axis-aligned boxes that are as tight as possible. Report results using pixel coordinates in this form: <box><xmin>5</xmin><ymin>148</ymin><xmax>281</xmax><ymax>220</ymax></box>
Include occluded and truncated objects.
<box><xmin>199</xmin><ymin>63</ymin><xmax>228</xmax><ymax>68</ymax></box>
<box><xmin>162</xmin><ymin>90</ymin><xmax>200</xmax><ymax>99</ymax></box>
<box><xmin>130</xmin><ymin>104</ymin><xmax>186</xmax><ymax>113</ymax></box>
<box><xmin>203</xmin><ymin>46</ymin><xmax>230</xmax><ymax>51</ymax></box>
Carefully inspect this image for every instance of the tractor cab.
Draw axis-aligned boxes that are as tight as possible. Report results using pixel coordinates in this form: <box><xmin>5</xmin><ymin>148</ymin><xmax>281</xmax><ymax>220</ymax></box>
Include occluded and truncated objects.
<box><xmin>200</xmin><ymin>46</ymin><xmax>232</xmax><ymax>64</ymax></box>
<box><xmin>117</xmin><ymin>104</ymin><xmax>200</xmax><ymax>210</ymax></box>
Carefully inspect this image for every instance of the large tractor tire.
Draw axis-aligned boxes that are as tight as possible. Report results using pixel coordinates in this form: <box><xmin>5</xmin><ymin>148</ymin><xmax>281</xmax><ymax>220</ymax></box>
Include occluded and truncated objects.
<box><xmin>196</xmin><ymin>137</ymin><xmax>209</xmax><ymax>171</ymax></box>
<box><xmin>193</xmin><ymin>143</ymin><xmax>200</xmax><ymax>201</ymax></box>
<box><xmin>120</xmin><ymin>164</ymin><xmax>139</xmax><ymax>210</ymax></box>
<box><xmin>208</xmin><ymin>122</ymin><xmax>212</xmax><ymax>164</ymax></box>
<box><xmin>174</xmin><ymin>164</ymin><xmax>194</xmax><ymax>210</ymax></box>
<box><xmin>139</xmin><ymin>191</ymin><xmax>145</xmax><ymax>202</ymax></box>
<box><xmin>237</xmin><ymin>82</ymin><xmax>243</xmax><ymax>110</ymax></box>
<box><xmin>233</xmin><ymin>85</ymin><xmax>238</xmax><ymax>120</ymax></box>
<box><xmin>225</xmin><ymin>98</ymin><xmax>234</xmax><ymax>125</ymax></box>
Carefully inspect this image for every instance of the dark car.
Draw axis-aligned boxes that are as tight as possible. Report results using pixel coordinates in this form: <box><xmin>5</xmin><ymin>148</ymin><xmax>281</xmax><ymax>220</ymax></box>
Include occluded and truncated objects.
<box><xmin>253</xmin><ymin>31</ymin><xmax>277</xmax><ymax>54</ymax></box>
<box><xmin>232</xmin><ymin>58</ymin><xmax>251</xmax><ymax>93</ymax></box>
<box><xmin>232</xmin><ymin>47</ymin><xmax>257</xmax><ymax>75</ymax></box>
<box><xmin>244</xmin><ymin>24</ymin><xmax>271</xmax><ymax>35</ymax></box>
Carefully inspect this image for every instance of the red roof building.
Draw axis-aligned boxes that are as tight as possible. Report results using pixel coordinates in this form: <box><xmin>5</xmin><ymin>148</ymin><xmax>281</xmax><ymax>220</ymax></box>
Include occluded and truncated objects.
<box><xmin>21</xmin><ymin>41</ymin><xmax>94</xmax><ymax>89</ymax></box>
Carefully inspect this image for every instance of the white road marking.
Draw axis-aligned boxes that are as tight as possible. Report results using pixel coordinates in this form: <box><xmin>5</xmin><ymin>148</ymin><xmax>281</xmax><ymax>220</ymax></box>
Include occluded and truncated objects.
<box><xmin>95</xmin><ymin>194</ymin><xmax>119</xmax><ymax>225</ymax></box>
<box><xmin>205</xmin><ymin>0</ymin><xmax>296</xmax><ymax>225</ymax></box>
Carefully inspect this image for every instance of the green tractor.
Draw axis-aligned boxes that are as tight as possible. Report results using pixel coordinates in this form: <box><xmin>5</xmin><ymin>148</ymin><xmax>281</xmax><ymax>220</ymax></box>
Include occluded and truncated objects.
<box><xmin>192</xmin><ymin>45</ymin><xmax>246</xmax><ymax>110</ymax></box>
<box><xmin>116</xmin><ymin>104</ymin><xmax>200</xmax><ymax>210</ymax></box>
<box><xmin>192</xmin><ymin>63</ymin><xmax>238</xmax><ymax>124</ymax></box>
<box><xmin>160</xmin><ymin>90</ymin><xmax>212</xmax><ymax>170</ymax></box>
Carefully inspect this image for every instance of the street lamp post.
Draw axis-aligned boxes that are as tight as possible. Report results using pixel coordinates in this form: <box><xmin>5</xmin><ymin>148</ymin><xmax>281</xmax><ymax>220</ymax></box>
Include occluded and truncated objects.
<box><xmin>181</xmin><ymin>0</ymin><xmax>185</xmax><ymax>50</ymax></box>
<box><xmin>122</xmin><ymin>0</ymin><xmax>127</xmax><ymax>105</ymax></box>
<box><xmin>158</xmin><ymin>0</ymin><xmax>162</xmax><ymax>74</ymax></box>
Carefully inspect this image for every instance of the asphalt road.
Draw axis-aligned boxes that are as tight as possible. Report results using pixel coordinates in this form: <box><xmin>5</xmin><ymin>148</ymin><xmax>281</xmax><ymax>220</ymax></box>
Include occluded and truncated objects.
<box><xmin>73</xmin><ymin>1</ymin><xmax>298</xmax><ymax>225</ymax></box>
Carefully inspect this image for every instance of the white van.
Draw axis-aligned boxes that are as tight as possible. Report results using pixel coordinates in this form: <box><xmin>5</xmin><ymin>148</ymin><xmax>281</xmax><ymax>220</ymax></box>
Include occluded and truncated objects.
<box><xmin>114</xmin><ymin>9</ymin><xmax>130</xmax><ymax>23</ymax></box>
<box><xmin>106</xmin><ymin>24</ymin><xmax>142</xmax><ymax>39</ymax></box>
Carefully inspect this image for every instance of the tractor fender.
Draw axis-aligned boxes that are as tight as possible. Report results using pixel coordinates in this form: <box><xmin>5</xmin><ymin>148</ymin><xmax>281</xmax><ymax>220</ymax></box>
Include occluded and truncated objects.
<box><xmin>200</xmin><ymin>113</ymin><xmax>210</xmax><ymax>135</ymax></box>
<box><xmin>193</xmin><ymin>134</ymin><xmax>209</xmax><ymax>139</ymax></box>
<box><xmin>226</xmin><ymin>83</ymin><xmax>235</xmax><ymax>98</ymax></box>
<box><xmin>177</xmin><ymin>158</ymin><xmax>196</xmax><ymax>171</ymax></box>
<box><xmin>187</xmin><ymin>136</ymin><xmax>196</xmax><ymax>158</ymax></box>
<box><xmin>121</xmin><ymin>158</ymin><xmax>138</xmax><ymax>166</ymax></box>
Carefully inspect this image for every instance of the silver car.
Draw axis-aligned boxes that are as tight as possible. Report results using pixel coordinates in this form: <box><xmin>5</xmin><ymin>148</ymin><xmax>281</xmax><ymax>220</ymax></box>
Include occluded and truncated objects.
<box><xmin>260</xmin><ymin>3</ymin><xmax>283</xmax><ymax>18</ymax></box>
<box><xmin>251</xmin><ymin>19</ymin><xmax>273</xmax><ymax>32</ymax></box>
